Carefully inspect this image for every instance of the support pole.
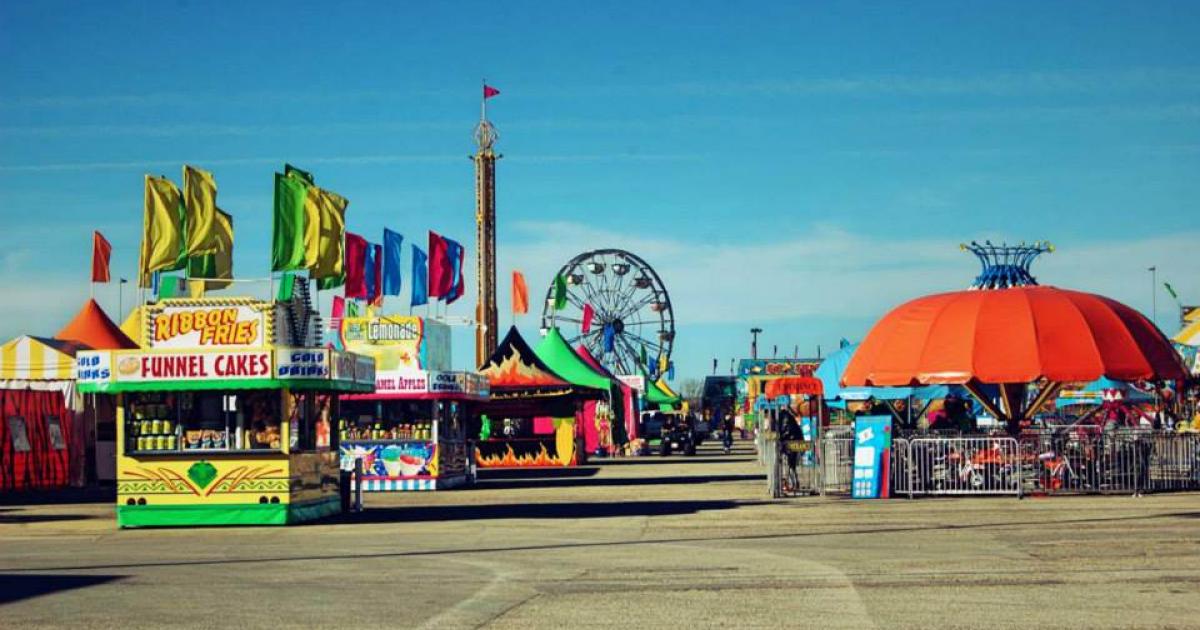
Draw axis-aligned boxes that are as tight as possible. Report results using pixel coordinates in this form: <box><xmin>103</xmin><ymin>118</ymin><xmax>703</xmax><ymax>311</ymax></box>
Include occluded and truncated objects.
<box><xmin>961</xmin><ymin>380</ymin><xmax>1006</xmax><ymax>428</ymax></box>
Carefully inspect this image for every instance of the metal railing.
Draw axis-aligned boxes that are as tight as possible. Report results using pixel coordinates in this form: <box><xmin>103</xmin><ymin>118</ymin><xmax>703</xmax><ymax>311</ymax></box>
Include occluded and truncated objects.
<box><xmin>770</xmin><ymin>428</ymin><xmax>1199</xmax><ymax>499</ymax></box>
<box><xmin>905</xmin><ymin>436</ymin><xmax>1023</xmax><ymax>496</ymax></box>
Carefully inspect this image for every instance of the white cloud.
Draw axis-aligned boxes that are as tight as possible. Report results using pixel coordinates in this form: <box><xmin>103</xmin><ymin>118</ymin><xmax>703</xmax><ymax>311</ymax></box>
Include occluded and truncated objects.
<box><xmin>493</xmin><ymin>221</ymin><xmax>1200</xmax><ymax>327</ymax></box>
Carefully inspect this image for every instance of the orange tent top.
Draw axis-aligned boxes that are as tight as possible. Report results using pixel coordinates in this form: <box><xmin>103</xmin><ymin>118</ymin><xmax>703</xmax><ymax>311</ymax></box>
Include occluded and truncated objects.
<box><xmin>55</xmin><ymin>299</ymin><xmax>138</xmax><ymax>350</ymax></box>
<box><xmin>843</xmin><ymin>286</ymin><xmax>1187</xmax><ymax>387</ymax></box>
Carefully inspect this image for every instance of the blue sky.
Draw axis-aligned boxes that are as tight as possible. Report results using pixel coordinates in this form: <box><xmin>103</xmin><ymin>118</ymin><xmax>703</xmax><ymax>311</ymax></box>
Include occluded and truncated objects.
<box><xmin>1</xmin><ymin>1</ymin><xmax>1198</xmax><ymax>382</ymax></box>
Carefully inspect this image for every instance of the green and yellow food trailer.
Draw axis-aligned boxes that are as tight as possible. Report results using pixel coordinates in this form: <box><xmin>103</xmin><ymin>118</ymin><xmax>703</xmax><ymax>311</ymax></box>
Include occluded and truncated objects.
<box><xmin>75</xmin><ymin>297</ymin><xmax>375</xmax><ymax>527</ymax></box>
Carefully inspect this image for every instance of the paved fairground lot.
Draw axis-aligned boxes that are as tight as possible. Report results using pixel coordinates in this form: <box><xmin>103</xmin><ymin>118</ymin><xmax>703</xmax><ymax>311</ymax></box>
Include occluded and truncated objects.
<box><xmin>2</xmin><ymin>440</ymin><xmax>1199</xmax><ymax>629</ymax></box>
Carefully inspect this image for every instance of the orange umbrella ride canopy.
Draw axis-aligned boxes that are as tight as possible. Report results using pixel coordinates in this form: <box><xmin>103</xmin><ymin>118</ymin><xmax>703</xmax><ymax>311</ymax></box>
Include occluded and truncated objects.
<box><xmin>842</xmin><ymin>285</ymin><xmax>1187</xmax><ymax>387</ymax></box>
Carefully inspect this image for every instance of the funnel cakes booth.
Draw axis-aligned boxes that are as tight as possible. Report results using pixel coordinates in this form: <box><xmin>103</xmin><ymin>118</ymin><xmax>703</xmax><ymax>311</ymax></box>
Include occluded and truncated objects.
<box><xmin>336</xmin><ymin>314</ymin><xmax>488</xmax><ymax>491</ymax></box>
<box><xmin>474</xmin><ymin>327</ymin><xmax>603</xmax><ymax>468</ymax></box>
<box><xmin>76</xmin><ymin>296</ymin><xmax>375</xmax><ymax>527</ymax></box>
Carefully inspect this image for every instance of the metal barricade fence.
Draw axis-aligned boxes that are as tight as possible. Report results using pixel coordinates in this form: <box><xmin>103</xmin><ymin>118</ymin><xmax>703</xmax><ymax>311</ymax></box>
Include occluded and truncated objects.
<box><xmin>891</xmin><ymin>438</ymin><xmax>911</xmax><ymax>496</ymax></box>
<box><xmin>775</xmin><ymin>439</ymin><xmax>819</xmax><ymax>497</ymax></box>
<box><xmin>1018</xmin><ymin>428</ymin><xmax>1152</xmax><ymax>495</ymax></box>
<box><xmin>771</xmin><ymin>429</ymin><xmax>1198</xmax><ymax>499</ymax></box>
<box><xmin>905</xmin><ymin>436</ymin><xmax>1023</xmax><ymax>496</ymax></box>
<box><xmin>821</xmin><ymin>436</ymin><xmax>855</xmax><ymax>495</ymax></box>
<box><xmin>1147</xmin><ymin>432</ymin><xmax>1200</xmax><ymax>492</ymax></box>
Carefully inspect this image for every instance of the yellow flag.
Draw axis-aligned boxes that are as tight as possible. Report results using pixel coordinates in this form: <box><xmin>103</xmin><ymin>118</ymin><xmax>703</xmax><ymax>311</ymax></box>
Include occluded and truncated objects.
<box><xmin>187</xmin><ymin>208</ymin><xmax>234</xmax><ymax>297</ymax></box>
<box><xmin>138</xmin><ymin>175</ymin><xmax>184</xmax><ymax>287</ymax></box>
<box><xmin>302</xmin><ymin>185</ymin><xmax>323</xmax><ymax>269</ymax></box>
<box><xmin>183</xmin><ymin>165</ymin><xmax>219</xmax><ymax>256</ymax></box>
<box><xmin>309</xmin><ymin>188</ymin><xmax>348</xmax><ymax>279</ymax></box>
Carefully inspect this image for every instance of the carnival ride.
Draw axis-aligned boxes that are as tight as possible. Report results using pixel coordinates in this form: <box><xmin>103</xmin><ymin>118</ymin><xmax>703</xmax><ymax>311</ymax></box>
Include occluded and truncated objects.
<box><xmin>541</xmin><ymin>249</ymin><xmax>675</xmax><ymax>377</ymax></box>
<box><xmin>842</xmin><ymin>241</ymin><xmax>1188</xmax><ymax>433</ymax></box>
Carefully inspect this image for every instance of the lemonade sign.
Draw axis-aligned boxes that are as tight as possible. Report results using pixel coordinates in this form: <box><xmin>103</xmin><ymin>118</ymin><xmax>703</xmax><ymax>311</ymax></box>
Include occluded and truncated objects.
<box><xmin>340</xmin><ymin>315</ymin><xmax>450</xmax><ymax>371</ymax></box>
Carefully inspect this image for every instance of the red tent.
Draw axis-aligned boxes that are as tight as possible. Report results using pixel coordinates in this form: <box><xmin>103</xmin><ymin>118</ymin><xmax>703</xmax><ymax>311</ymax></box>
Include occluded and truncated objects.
<box><xmin>55</xmin><ymin>298</ymin><xmax>137</xmax><ymax>350</ymax></box>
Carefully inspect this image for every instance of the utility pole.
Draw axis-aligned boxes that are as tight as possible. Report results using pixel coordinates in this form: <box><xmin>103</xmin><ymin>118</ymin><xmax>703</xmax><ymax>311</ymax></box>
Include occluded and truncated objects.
<box><xmin>750</xmin><ymin>327</ymin><xmax>762</xmax><ymax>360</ymax></box>
<box><xmin>1148</xmin><ymin>266</ymin><xmax>1158</xmax><ymax>328</ymax></box>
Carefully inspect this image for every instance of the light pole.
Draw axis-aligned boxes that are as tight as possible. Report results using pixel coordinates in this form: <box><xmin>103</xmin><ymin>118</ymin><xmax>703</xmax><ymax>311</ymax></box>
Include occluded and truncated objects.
<box><xmin>750</xmin><ymin>327</ymin><xmax>762</xmax><ymax>360</ymax></box>
<box><xmin>1148</xmin><ymin>266</ymin><xmax>1157</xmax><ymax>327</ymax></box>
<box><xmin>118</xmin><ymin>278</ymin><xmax>128</xmax><ymax>319</ymax></box>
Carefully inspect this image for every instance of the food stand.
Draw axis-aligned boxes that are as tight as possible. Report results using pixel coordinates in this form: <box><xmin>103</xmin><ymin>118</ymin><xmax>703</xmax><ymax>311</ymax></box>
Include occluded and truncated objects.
<box><xmin>335</xmin><ymin>313</ymin><xmax>485</xmax><ymax>490</ymax></box>
<box><xmin>474</xmin><ymin>327</ymin><xmax>602</xmax><ymax>468</ymax></box>
<box><xmin>75</xmin><ymin>297</ymin><xmax>375</xmax><ymax>528</ymax></box>
<box><xmin>339</xmin><ymin>370</ymin><xmax>488</xmax><ymax>491</ymax></box>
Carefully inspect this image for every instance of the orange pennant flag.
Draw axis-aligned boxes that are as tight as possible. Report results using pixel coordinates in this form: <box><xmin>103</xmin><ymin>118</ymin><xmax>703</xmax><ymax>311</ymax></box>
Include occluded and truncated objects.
<box><xmin>512</xmin><ymin>270</ymin><xmax>528</xmax><ymax>315</ymax></box>
<box><xmin>91</xmin><ymin>231</ymin><xmax>112</xmax><ymax>283</ymax></box>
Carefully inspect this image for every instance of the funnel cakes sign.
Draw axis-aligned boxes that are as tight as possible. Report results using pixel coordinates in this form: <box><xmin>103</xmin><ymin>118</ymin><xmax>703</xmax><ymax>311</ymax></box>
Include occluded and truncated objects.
<box><xmin>149</xmin><ymin>300</ymin><xmax>269</xmax><ymax>350</ymax></box>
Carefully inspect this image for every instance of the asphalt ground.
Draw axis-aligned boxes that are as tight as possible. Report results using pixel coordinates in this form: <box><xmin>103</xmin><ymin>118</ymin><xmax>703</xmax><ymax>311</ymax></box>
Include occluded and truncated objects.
<box><xmin>1</xmin><ymin>439</ymin><xmax>1199</xmax><ymax>629</ymax></box>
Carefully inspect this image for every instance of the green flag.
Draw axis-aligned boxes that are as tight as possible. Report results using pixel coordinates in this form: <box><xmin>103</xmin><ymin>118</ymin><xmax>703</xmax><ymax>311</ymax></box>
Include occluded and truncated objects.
<box><xmin>271</xmin><ymin>172</ymin><xmax>309</xmax><ymax>272</ymax></box>
<box><xmin>553</xmin><ymin>273</ymin><xmax>568</xmax><ymax>310</ymax></box>
<box><xmin>640</xmin><ymin>343</ymin><xmax>648</xmax><ymax>367</ymax></box>
<box><xmin>157</xmin><ymin>275</ymin><xmax>185</xmax><ymax>299</ymax></box>
<box><xmin>346</xmin><ymin>300</ymin><xmax>360</xmax><ymax>318</ymax></box>
<box><xmin>1164</xmin><ymin>282</ymin><xmax>1178</xmax><ymax>300</ymax></box>
<box><xmin>319</xmin><ymin>273</ymin><xmax>345</xmax><ymax>290</ymax></box>
<box><xmin>285</xmin><ymin>163</ymin><xmax>314</xmax><ymax>185</ymax></box>
<box><xmin>276</xmin><ymin>272</ymin><xmax>296</xmax><ymax>302</ymax></box>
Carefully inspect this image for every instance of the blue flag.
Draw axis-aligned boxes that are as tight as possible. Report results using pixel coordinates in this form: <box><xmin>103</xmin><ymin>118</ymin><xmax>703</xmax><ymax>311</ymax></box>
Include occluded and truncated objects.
<box><xmin>411</xmin><ymin>244</ymin><xmax>429</xmax><ymax>307</ymax></box>
<box><xmin>445</xmin><ymin>238</ymin><xmax>464</xmax><ymax>304</ymax></box>
<box><xmin>364</xmin><ymin>243</ymin><xmax>379</xmax><ymax>300</ymax></box>
<box><xmin>382</xmin><ymin>229</ymin><xmax>403</xmax><ymax>296</ymax></box>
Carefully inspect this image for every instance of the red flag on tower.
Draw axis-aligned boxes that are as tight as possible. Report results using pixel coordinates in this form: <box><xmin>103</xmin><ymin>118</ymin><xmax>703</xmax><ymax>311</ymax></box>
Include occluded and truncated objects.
<box><xmin>427</xmin><ymin>231</ymin><xmax>453</xmax><ymax>298</ymax></box>
<box><xmin>91</xmin><ymin>231</ymin><xmax>112</xmax><ymax>283</ymax></box>
<box><xmin>483</xmin><ymin>84</ymin><xmax>500</xmax><ymax>99</ymax></box>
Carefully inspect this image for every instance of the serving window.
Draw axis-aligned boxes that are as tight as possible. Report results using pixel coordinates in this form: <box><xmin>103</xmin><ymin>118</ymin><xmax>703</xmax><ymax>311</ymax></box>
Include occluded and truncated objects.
<box><xmin>123</xmin><ymin>390</ymin><xmax>336</xmax><ymax>454</ymax></box>
<box><xmin>339</xmin><ymin>400</ymin><xmax>439</xmax><ymax>442</ymax></box>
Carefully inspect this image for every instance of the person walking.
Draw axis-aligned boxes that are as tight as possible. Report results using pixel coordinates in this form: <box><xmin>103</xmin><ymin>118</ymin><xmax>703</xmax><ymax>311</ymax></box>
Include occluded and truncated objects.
<box><xmin>721</xmin><ymin>413</ymin><xmax>734</xmax><ymax>454</ymax></box>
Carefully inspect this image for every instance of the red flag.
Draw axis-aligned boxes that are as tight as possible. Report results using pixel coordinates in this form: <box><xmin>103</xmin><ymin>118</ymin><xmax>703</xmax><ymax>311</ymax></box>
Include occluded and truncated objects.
<box><xmin>370</xmin><ymin>243</ymin><xmax>383</xmax><ymax>305</ymax></box>
<box><xmin>330</xmin><ymin>295</ymin><xmax>345</xmax><ymax>330</ymax></box>
<box><xmin>344</xmin><ymin>233</ymin><xmax>368</xmax><ymax>298</ymax></box>
<box><xmin>582</xmin><ymin>303</ymin><xmax>595</xmax><ymax>334</ymax></box>
<box><xmin>512</xmin><ymin>271</ymin><xmax>528</xmax><ymax>315</ymax></box>
<box><xmin>483</xmin><ymin>84</ymin><xmax>500</xmax><ymax>99</ymax></box>
<box><xmin>91</xmin><ymin>231</ymin><xmax>112</xmax><ymax>283</ymax></box>
<box><xmin>427</xmin><ymin>231</ymin><xmax>453</xmax><ymax>298</ymax></box>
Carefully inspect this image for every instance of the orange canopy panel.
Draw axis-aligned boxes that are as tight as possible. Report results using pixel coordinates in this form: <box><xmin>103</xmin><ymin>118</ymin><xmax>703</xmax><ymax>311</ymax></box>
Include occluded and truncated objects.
<box><xmin>764</xmin><ymin>376</ymin><xmax>824</xmax><ymax>397</ymax></box>
<box><xmin>843</xmin><ymin>286</ymin><xmax>1187</xmax><ymax>387</ymax></box>
<box><xmin>55</xmin><ymin>299</ymin><xmax>138</xmax><ymax>350</ymax></box>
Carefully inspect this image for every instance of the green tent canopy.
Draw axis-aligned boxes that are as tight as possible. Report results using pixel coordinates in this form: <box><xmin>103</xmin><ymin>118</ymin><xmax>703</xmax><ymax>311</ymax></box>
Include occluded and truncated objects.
<box><xmin>641</xmin><ymin>368</ymin><xmax>682</xmax><ymax>407</ymax></box>
<box><xmin>536</xmin><ymin>329</ymin><xmax>628</xmax><ymax>446</ymax></box>
<box><xmin>534</xmin><ymin>329</ymin><xmax>614</xmax><ymax>392</ymax></box>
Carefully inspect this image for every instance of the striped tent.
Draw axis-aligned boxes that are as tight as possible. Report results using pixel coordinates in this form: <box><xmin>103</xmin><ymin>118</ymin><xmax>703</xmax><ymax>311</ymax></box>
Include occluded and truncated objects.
<box><xmin>0</xmin><ymin>336</ymin><xmax>89</xmax><ymax>491</ymax></box>
<box><xmin>1174</xmin><ymin>307</ymin><xmax>1200</xmax><ymax>348</ymax></box>
<box><xmin>0</xmin><ymin>336</ymin><xmax>83</xmax><ymax>381</ymax></box>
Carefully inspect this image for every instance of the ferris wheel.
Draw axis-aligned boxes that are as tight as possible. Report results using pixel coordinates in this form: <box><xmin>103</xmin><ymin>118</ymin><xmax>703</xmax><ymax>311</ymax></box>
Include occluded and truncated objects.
<box><xmin>540</xmin><ymin>249</ymin><xmax>675</xmax><ymax>377</ymax></box>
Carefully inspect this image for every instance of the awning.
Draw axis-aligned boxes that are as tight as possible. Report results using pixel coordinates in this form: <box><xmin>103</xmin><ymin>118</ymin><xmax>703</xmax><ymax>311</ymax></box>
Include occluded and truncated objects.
<box><xmin>0</xmin><ymin>336</ymin><xmax>84</xmax><ymax>381</ymax></box>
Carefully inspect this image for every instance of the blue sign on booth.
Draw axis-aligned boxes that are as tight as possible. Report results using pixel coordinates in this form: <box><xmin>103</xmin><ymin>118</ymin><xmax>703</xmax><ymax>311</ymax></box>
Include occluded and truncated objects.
<box><xmin>852</xmin><ymin>415</ymin><xmax>892</xmax><ymax>499</ymax></box>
